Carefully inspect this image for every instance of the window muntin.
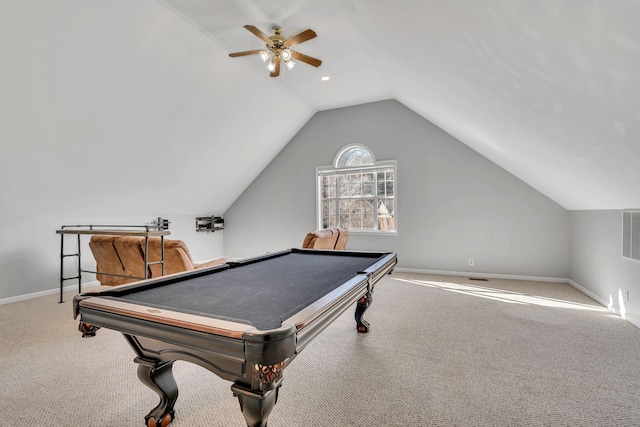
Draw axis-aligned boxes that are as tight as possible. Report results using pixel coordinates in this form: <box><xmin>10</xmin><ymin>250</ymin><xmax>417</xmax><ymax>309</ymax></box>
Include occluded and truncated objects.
<box><xmin>336</xmin><ymin>145</ymin><xmax>374</xmax><ymax>167</ymax></box>
<box><xmin>318</xmin><ymin>145</ymin><xmax>396</xmax><ymax>233</ymax></box>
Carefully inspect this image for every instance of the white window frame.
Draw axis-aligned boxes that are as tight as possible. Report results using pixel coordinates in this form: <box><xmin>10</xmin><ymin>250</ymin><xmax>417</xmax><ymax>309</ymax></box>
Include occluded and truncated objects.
<box><xmin>316</xmin><ymin>145</ymin><xmax>397</xmax><ymax>235</ymax></box>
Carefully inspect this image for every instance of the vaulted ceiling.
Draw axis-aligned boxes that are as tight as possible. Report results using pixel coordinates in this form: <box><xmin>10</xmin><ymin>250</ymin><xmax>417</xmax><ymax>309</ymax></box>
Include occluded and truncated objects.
<box><xmin>160</xmin><ymin>0</ymin><xmax>640</xmax><ymax>211</ymax></box>
<box><xmin>2</xmin><ymin>1</ymin><xmax>639</xmax><ymax>217</ymax></box>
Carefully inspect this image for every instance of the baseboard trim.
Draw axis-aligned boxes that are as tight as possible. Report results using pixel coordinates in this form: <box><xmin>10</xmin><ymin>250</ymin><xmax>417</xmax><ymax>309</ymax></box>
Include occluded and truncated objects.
<box><xmin>394</xmin><ymin>267</ymin><xmax>569</xmax><ymax>284</ymax></box>
<box><xmin>567</xmin><ymin>279</ymin><xmax>610</xmax><ymax>308</ymax></box>
<box><xmin>568</xmin><ymin>279</ymin><xmax>640</xmax><ymax>328</ymax></box>
<box><xmin>393</xmin><ymin>268</ymin><xmax>638</xmax><ymax>327</ymax></box>
<box><xmin>0</xmin><ymin>281</ymin><xmax>101</xmax><ymax>305</ymax></box>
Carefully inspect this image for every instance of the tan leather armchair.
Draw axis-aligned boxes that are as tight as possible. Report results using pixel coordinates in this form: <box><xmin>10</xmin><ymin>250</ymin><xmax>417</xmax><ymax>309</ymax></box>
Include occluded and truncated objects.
<box><xmin>89</xmin><ymin>235</ymin><xmax>225</xmax><ymax>286</ymax></box>
<box><xmin>88</xmin><ymin>235</ymin><xmax>126</xmax><ymax>286</ymax></box>
<box><xmin>112</xmin><ymin>236</ymin><xmax>148</xmax><ymax>284</ymax></box>
<box><xmin>144</xmin><ymin>238</ymin><xmax>226</xmax><ymax>277</ymax></box>
<box><xmin>301</xmin><ymin>228</ymin><xmax>349</xmax><ymax>250</ymax></box>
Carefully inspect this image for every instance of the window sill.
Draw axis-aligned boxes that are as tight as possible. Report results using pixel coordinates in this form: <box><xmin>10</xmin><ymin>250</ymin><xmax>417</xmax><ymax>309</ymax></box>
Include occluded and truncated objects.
<box><xmin>349</xmin><ymin>230</ymin><xmax>398</xmax><ymax>237</ymax></box>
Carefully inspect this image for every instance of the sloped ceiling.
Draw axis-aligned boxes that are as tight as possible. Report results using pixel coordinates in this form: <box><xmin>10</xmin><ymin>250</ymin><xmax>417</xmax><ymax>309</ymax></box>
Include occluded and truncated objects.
<box><xmin>159</xmin><ymin>0</ymin><xmax>640</xmax><ymax>211</ymax></box>
<box><xmin>2</xmin><ymin>0</ymin><xmax>639</xmax><ymax>217</ymax></box>
<box><xmin>1</xmin><ymin>1</ymin><xmax>313</xmax><ymax>217</ymax></box>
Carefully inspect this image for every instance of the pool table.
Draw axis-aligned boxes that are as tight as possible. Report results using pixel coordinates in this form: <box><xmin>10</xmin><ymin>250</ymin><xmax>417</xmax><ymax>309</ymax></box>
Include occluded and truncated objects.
<box><xmin>73</xmin><ymin>248</ymin><xmax>397</xmax><ymax>427</ymax></box>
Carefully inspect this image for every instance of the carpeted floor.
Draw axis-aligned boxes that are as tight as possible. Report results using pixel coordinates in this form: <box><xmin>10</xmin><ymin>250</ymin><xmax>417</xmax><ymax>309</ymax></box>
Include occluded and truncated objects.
<box><xmin>2</xmin><ymin>272</ymin><xmax>640</xmax><ymax>426</ymax></box>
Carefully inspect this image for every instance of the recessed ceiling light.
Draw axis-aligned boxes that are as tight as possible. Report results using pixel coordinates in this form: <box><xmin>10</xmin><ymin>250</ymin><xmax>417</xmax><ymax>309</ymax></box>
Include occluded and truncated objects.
<box><xmin>321</xmin><ymin>76</ymin><xmax>330</xmax><ymax>81</ymax></box>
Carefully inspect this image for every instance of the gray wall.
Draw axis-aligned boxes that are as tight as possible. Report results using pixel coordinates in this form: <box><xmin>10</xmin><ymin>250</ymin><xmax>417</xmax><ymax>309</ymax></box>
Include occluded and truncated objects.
<box><xmin>224</xmin><ymin>100</ymin><xmax>570</xmax><ymax>279</ymax></box>
<box><xmin>0</xmin><ymin>215</ymin><xmax>224</xmax><ymax>301</ymax></box>
<box><xmin>570</xmin><ymin>210</ymin><xmax>640</xmax><ymax>325</ymax></box>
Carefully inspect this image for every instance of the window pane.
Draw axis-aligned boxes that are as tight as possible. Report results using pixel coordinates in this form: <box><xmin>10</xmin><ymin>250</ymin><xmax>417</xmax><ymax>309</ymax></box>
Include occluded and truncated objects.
<box><xmin>339</xmin><ymin>213</ymin><xmax>350</xmax><ymax>228</ymax></box>
<box><xmin>322</xmin><ymin>176</ymin><xmax>336</xmax><ymax>199</ymax></box>
<box><xmin>362</xmin><ymin>182</ymin><xmax>374</xmax><ymax>196</ymax></box>
<box><xmin>350</xmin><ymin>182</ymin><xmax>362</xmax><ymax>197</ymax></box>
<box><xmin>321</xmin><ymin>199</ymin><xmax>336</xmax><ymax>229</ymax></box>
<box><xmin>378</xmin><ymin>198</ymin><xmax>394</xmax><ymax>231</ymax></box>
<box><xmin>363</xmin><ymin>214</ymin><xmax>375</xmax><ymax>229</ymax></box>
<box><xmin>363</xmin><ymin>198</ymin><xmax>375</xmax><ymax>229</ymax></box>
<box><xmin>339</xmin><ymin>200</ymin><xmax>350</xmax><ymax>214</ymax></box>
<box><xmin>385</xmin><ymin>181</ymin><xmax>394</xmax><ymax>196</ymax></box>
<box><xmin>379</xmin><ymin>199</ymin><xmax>390</xmax><ymax>214</ymax></box>
<box><xmin>351</xmin><ymin>199</ymin><xmax>362</xmax><ymax>214</ymax></box>
<box><xmin>337</xmin><ymin>146</ymin><xmax>374</xmax><ymax>167</ymax></box>
<box><xmin>364</xmin><ymin>199</ymin><xmax>374</xmax><ymax>214</ymax></box>
<box><xmin>338</xmin><ymin>178</ymin><xmax>349</xmax><ymax>197</ymax></box>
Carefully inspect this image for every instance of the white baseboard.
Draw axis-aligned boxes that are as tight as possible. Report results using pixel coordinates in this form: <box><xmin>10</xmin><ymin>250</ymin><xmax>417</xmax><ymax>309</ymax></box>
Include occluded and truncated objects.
<box><xmin>568</xmin><ymin>279</ymin><xmax>640</xmax><ymax>328</ymax></box>
<box><xmin>394</xmin><ymin>267</ymin><xmax>569</xmax><ymax>284</ymax></box>
<box><xmin>394</xmin><ymin>268</ymin><xmax>637</xmax><ymax>328</ymax></box>
<box><xmin>567</xmin><ymin>279</ymin><xmax>610</xmax><ymax>308</ymax></box>
<box><xmin>0</xmin><ymin>280</ymin><xmax>101</xmax><ymax>305</ymax></box>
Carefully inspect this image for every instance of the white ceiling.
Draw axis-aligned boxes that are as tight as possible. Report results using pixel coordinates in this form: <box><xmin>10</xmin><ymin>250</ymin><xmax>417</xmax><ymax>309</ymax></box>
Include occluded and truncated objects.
<box><xmin>159</xmin><ymin>0</ymin><xmax>640</xmax><ymax>211</ymax></box>
<box><xmin>2</xmin><ymin>1</ymin><xmax>639</xmax><ymax>218</ymax></box>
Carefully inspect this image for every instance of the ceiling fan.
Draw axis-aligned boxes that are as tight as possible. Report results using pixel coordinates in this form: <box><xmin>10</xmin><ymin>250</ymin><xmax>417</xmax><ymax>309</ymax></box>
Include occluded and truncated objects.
<box><xmin>229</xmin><ymin>25</ymin><xmax>322</xmax><ymax>77</ymax></box>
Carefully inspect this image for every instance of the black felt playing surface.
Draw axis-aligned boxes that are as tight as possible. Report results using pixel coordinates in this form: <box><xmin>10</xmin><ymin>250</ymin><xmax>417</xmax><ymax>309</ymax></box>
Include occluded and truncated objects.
<box><xmin>107</xmin><ymin>251</ymin><xmax>383</xmax><ymax>330</ymax></box>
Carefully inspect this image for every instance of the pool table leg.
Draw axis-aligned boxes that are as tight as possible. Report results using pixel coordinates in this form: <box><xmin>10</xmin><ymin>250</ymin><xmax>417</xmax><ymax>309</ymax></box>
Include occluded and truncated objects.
<box><xmin>355</xmin><ymin>290</ymin><xmax>373</xmax><ymax>333</ymax></box>
<box><xmin>134</xmin><ymin>357</ymin><xmax>178</xmax><ymax>427</ymax></box>
<box><xmin>231</xmin><ymin>379</ymin><xmax>282</xmax><ymax>427</ymax></box>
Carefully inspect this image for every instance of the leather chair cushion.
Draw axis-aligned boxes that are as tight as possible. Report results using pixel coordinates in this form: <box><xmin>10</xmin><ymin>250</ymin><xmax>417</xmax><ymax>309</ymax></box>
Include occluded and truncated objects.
<box><xmin>334</xmin><ymin>228</ymin><xmax>349</xmax><ymax>250</ymax></box>
<box><xmin>88</xmin><ymin>235</ymin><xmax>125</xmax><ymax>286</ymax></box>
<box><xmin>112</xmin><ymin>236</ymin><xmax>147</xmax><ymax>283</ymax></box>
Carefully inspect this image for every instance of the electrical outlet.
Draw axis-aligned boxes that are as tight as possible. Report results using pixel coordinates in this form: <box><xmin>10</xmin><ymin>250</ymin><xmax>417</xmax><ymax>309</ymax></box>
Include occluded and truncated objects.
<box><xmin>624</xmin><ymin>290</ymin><xmax>630</xmax><ymax>301</ymax></box>
<box><xmin>468</xmin><ymin>258</ymin><xmax>474</xmax><ymax>266</ymax></box>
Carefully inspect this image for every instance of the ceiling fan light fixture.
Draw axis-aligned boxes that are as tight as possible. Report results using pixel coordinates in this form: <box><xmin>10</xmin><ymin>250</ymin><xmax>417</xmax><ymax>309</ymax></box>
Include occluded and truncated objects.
<box><xmin>259</xmin><ymin>49</ymin><xmax>271</xmax><ymax>63</ymax></box>
<box><xmin>229</xmin><ymin>25</ymin><xmax>322</xmax><ymax>78</ymax></box>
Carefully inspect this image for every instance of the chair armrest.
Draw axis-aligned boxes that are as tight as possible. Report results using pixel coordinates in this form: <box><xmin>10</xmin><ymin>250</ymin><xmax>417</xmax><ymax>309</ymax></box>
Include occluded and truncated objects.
<box><xmin>194</xmin><ymin>257</ymin><xmax>227</xmax><ymax>269</ymax></box>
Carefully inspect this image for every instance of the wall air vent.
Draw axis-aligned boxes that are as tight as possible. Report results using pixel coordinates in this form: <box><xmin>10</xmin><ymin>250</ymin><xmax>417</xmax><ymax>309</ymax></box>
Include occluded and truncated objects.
<box><xmin>622</xmin><ymin>211</ymin><xmax>640</xmax><ymax>261</ymax></box>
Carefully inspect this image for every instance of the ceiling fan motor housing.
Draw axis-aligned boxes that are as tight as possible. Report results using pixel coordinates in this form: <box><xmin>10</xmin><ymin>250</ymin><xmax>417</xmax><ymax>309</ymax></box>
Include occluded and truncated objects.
<box><xmin>268</xmin><ymin>26</ymin><xmax>287</xmax><ymax>55</ymax></box>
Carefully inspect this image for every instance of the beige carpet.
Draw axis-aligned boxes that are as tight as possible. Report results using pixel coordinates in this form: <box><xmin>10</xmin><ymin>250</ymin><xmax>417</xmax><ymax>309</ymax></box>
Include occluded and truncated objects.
<box><xmin>2</xmin><ymin>273</ymin><xmax>640</xmax><ymax>426</ymax></box>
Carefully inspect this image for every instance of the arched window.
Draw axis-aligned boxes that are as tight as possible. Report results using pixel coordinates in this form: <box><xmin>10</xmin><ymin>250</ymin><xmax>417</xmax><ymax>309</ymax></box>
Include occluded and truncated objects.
<box><xmin>317</xmin><ymin>144</ymin><xmax>396</xmax><ymax>233</ymax></box>
<box><xmin>335</xmin><ymin>145</ymin><xmax>375</xmax><ymax>167</ymax></box>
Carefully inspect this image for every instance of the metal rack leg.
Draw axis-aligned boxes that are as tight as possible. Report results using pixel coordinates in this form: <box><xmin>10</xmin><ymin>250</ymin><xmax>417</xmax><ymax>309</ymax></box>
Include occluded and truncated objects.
<box><xmin>59</xmin><ymin>234</ymin><xmax>64</xmax><ymax>303</ymax></box>
<box><xmin>77</xmin><ymin>234</ymin><xmax>82</xmax><ymax>294</ymax></box>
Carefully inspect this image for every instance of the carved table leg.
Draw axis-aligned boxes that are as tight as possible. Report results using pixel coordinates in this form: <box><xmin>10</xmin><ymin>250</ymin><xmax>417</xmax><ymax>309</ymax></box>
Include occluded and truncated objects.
<box><xmin>355</xmin><ymin>290</ymin><xmax>373</xmax><ymax>333</ymax></box>
<box><xmin>231</xmin><ymin>379</ymin><xmax>282</xmax><ymax>427</ymax></box>
<box><xmin>135</xmin><ymin>357</ymin><xmax>178</xmax><ymax>427</ymax></box>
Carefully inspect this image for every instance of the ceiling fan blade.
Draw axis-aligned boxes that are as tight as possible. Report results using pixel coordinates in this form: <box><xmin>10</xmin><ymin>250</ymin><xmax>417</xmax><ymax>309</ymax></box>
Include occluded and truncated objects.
<box><xmin>229</xmin><ymin>50</ymin><xmax>262</xmax><ymax>58</ymax></box>
<box><xmin>290</xmin><ymin>51</ymin><xmax>322</xmax><ymax>67</ymax></box>
<box><xmin>270</xmin><ymin>60</ymin><xmax>281</xmax><ymax>78</ymax></box>
<box><xmin>285</xmin><ymin>29</ymin><xmax>317</xmax><ymax>47</ymax></box>
<box><xmin>244</xmin><ymin>25</ymin><xmax>272</xmax><ymax>44</ymax></box>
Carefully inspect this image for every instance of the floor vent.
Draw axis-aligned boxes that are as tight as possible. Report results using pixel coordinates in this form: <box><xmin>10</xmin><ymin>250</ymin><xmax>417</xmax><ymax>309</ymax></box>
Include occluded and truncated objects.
<box><xmin>468</xmin><ymin>277</ymin><xmax>488</xmax><ymax>281</ymax></box>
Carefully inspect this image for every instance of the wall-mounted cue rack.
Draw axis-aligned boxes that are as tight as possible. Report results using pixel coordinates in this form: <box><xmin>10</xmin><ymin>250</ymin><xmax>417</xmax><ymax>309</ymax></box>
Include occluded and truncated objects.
<box><xmin>195</xmin><ymin>216</ymin><xmax>224</xmax><ymax>232</ymax></box>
